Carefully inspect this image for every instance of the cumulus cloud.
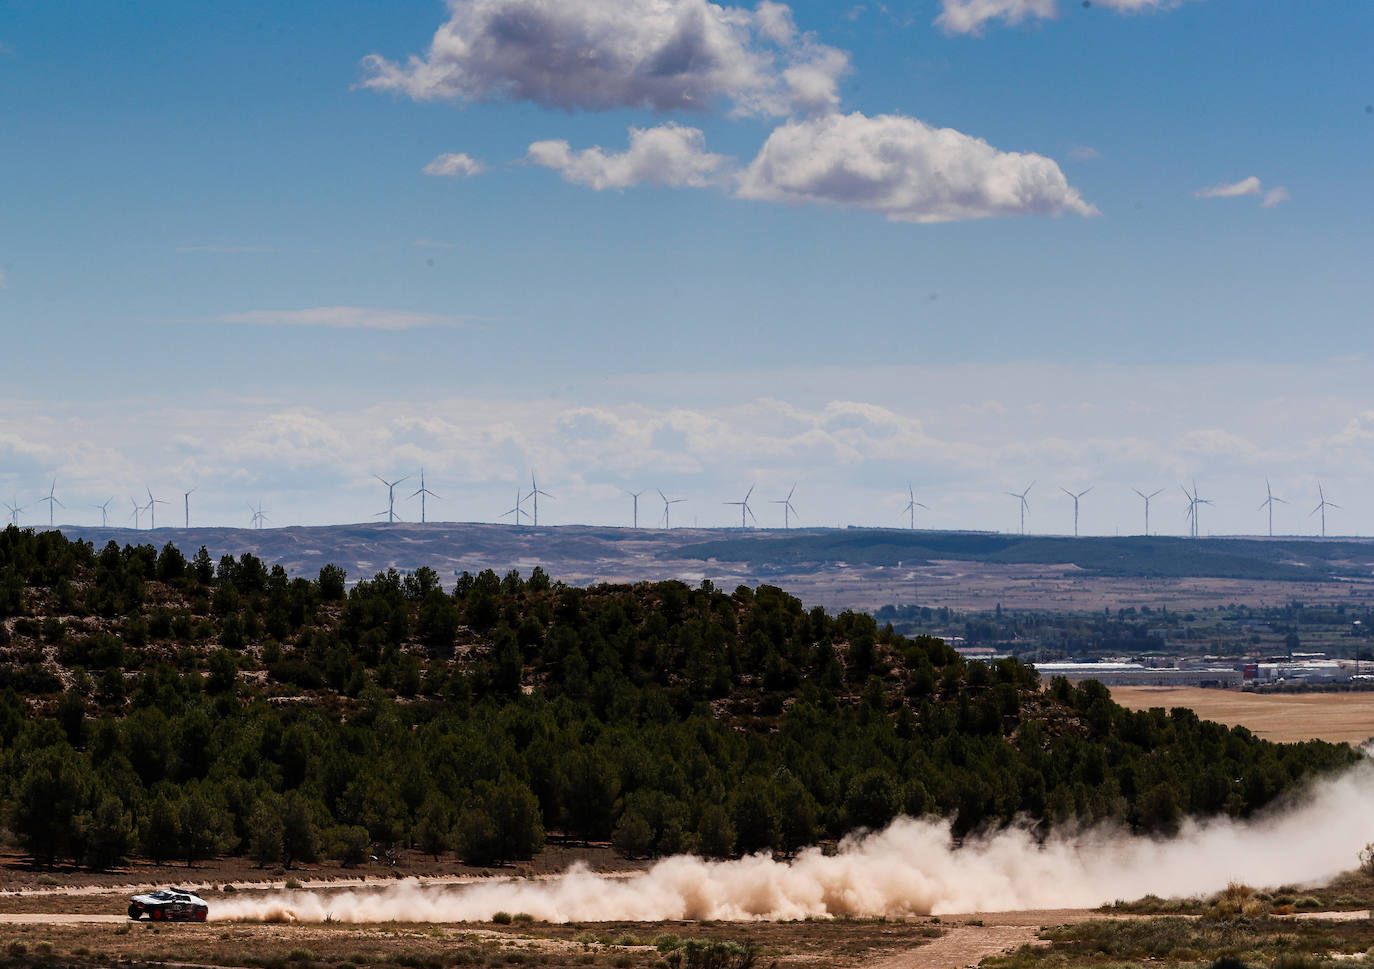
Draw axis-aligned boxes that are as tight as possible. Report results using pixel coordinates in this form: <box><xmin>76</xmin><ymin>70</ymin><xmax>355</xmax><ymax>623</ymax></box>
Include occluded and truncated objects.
<box><xmin>735</xmin><ymin>112</ymin><xmax>1097</xmax><ymax>223</ymax></box>
<box><xmin>422</xmin><ymin>152</ymin><xmax>486</xmax><ymax>177</ymax></box>
<box><xmin>1262</xmin><ymin>186</ymin><xmax>1291</xmax><ymax>208</ymax></box>
<box><xmin>359</xmin><ymin>0</ymin><xmax>849</xmax><ymax>117</ymax></box>
<box><xmin>937</xmin><ymin>0</ymin><xmax>1056</xmax><ymax>34</ymax></box>
<box><xmin>211</xmin><ymin>307</ymin><xmax>469</xmax><ymax>330</ymax></box>
<box><xmin>1194</xmin><ymin>175</ymin><xmax>1262</xmax><ymax>199</ymax></box>
<box><xmin>528</xmin><ymin>123</ymin><xmax>731</xmax><ymax>190</ymax></box>
<box><xmin>937</xmin><ymin>0</ymin><xmax>1188</xmax><ymax>35</ymax></box>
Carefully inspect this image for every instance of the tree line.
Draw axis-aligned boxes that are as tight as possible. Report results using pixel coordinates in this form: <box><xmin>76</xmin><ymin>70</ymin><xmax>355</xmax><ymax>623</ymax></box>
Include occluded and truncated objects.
<box><xmin>0</xmin><ymin>525</ymin><xmax>1358</xmax><ymax>870</ymax></box>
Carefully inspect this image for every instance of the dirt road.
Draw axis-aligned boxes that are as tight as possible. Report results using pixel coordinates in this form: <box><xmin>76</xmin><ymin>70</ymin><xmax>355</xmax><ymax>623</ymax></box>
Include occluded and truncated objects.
<box><xmin>0</xmin><ymin>913</ymin><xmax>128</xmax><ymax>924</ymax></box>
<box><xmin>867</xmin><ymin>909</ymin><xmax>1112</xmax><ymax>969</ymax></box>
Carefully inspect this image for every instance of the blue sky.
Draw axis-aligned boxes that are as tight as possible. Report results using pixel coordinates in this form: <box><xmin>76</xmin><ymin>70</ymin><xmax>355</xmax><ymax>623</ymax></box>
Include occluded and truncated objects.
<box><xmin>2</xmin><ymin>0</ymin><xmax>1372</xmax><ymax>537</ymax></box>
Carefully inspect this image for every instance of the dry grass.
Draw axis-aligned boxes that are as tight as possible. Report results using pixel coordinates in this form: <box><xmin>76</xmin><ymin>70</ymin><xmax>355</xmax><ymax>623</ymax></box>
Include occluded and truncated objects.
<box><xmin>1109</xmin><ymin>687</ymin><xmax>1374</xmax><ymax>744</ymax></box>
<box><xmin>0</xmin><ymin>909</ymin><xmax>942</xmax><ymax>969</ymax></box>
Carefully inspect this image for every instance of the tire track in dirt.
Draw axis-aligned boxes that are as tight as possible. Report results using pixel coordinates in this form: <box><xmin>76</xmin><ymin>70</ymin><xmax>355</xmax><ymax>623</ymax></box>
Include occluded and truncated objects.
<box><xmin>866</xmin><ymin>909</ymin><xmax>1116</xmax><ymax>969</ymax></box>
<box><xmin>869</xmin><ymin>924</ymin><xmax>1040</xmax><ymax>969</ymax></box>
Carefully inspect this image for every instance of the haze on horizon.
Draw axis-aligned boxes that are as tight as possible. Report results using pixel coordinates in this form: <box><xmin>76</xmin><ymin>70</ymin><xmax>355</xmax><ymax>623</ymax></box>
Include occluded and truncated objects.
<box><xmin>1</xmin><ymin>1</ymin><xmax>1371</xmax><ymax>537</ymax></box>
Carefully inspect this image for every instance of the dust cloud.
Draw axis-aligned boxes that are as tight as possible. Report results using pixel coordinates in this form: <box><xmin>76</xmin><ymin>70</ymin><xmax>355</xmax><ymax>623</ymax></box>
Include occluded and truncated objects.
<box><xmin>213</xmin><ymin>760</ymin><xmax>1374</xmax><ymax>923</ymax></box>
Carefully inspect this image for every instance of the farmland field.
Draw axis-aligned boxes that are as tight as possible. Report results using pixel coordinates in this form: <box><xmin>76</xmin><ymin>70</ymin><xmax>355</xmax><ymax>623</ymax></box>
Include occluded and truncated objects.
<box><xmin>1110</xmin><ymin>686</ymin><xmax>1374</xmax><ymax>744</ymax></box>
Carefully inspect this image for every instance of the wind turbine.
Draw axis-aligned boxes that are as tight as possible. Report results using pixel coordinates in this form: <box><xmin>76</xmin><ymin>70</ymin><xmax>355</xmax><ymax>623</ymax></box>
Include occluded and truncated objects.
<box><xmin>1061</xmin><ymin>486</ymin><xmax>1092</xmax><ymax>538</ymax></box>
<box><xmin>183</xmin><ymin>488</ymin><xmax>197</xmax><ymax>529</ymax></box>
<box><xmin>248</xmin><ymin>500</ymin><xmax>269</xmax><ymax>529</ymax></box>
<box><xmin>144</xmin><ymin>488</ymin><xmax>168</xmax><ymax>530</ymax></box>
<box><xmin>1182</xmin><ymin>481</ymin><xmax>1212</xmax><ymax>538</ymax></box>
<box><xmin>4</xmin><ymin>499</ymin><xmax>23</xmax><ymax>527</ymax></box>
<box><xmin>1005</xmin><ymin>482</ymin><xmax>1034</xmax><ymax>535</ymax></box>
<box><xmin>1310</xmin><ymin>482</ymin><xmax>1340</xmax><ymax>538</ymax></box>
<box><xmin>1258</xmin><ymin>479</ymin><xmax>1287</xmax><ymax>537</ymax></box>
<box><xmin>36</xmin><ymin>478</ymin><xmax>64</xmax><ymax>526</ymax></box>
<box><xmin>374</xmin><ymin>474</ymin><xmax>410</xmax><ymax>525</ymax></box>
<box><xmin>1132</xmin><ymin>488</ymin><xmax>1163</xmax><ymax>537</ymax></box>
<box><xmin>771</xmin><ymin>483</ymin><xmax>800</xmax><ymax>529</ymax></box>
<box><xmin>410</xmin><ymin>468</ymin><xmax>440</xmax><ymax>524</ymax></box>
<box><xmin>901</xmin><ymin>483</ymin><xmax>928</xmax><ymax>531</ymax></box>
<box><xmin>92</xmin><ymin>497</ymin><xmax>114</xmax><ymax>527</ymax></box>
<box><xmin>500</xmin><ymin>489</ymin><xmax>527</xmax><ymax>526</ymax></box>
<box><xmin>526</xmin><ymin>472</ymin><xmax>553</xmax><ymax>527</ymax></box>
<box><xmin>129</xmin><ymin>497</ymin><xmax>142</xmax><ymax>529</ymax></box>
<box><xmin>724</xmin><ymin>484</ymin><xmax>757</xmax><ymax>529</ymax></box>
<box><xmin>658</xmin><ymin>489</ymin><xmax>685</xmax><ymax>529</ymax></box>
<box><xmin>626</xmin><ymin>489</ymin><xmax>645</xmax><ymax>528</ymax></box>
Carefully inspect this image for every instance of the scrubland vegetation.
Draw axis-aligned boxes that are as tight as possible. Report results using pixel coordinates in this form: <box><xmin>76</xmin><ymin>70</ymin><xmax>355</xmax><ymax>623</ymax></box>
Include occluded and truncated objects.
<box><xmin>992</xmin><ymin>874</ymin><xmax>1374</xmax><ymax>969</ymax></box>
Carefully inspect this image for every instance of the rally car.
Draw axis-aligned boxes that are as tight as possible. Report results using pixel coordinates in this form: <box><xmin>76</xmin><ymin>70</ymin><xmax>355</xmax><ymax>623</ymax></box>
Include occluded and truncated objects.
<box><xmin>127</xmin><ymin>888</ymin><xmax>209</xmax><ymax>922</ymax></box>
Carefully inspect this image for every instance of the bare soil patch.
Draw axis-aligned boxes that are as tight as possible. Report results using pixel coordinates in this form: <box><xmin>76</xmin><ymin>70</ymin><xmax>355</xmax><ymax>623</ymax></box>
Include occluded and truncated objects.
<box><xmin>1110</xmin><ymin>686</ymin><xmax>1374</xmax><ymax>744</ymax></box>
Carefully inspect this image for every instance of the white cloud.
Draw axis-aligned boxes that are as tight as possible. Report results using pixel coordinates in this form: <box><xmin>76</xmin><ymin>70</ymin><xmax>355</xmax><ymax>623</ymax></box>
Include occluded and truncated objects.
<box><xmin>528</xmin><ymin>123</ymin><xmax>731</xmax><ymax>190</ymax></box>
<box><xmin>1193</xmin><ymin>176</ymin><xmax>1290</xmax><ymax>209</ymax></box>
<box><xmin>1193</xmin><ymin>175</ymin><xmax>1262</xmax><ymax>199</ymax></box>
<box><xmin>360</xmin><ymin>0</ymin><xmax>849</xmax><ymax>117</ymax></box>
<box><xmin>937</xmin><ymin>0</ymin><xmax>1056</xmax><ymax>35</ymax></box>
<box><xmin>735</xmin><ymin>111</ymin><xmax>1097</xmax><ymax>223</ymax></box>
<box><xmin>422</xmin><ymin>152</ymin><xmax>486</xmax><ymax>177</ymax></box>
<box><xmin>937</xmin><ymin>0</ymin><xmax>1189</xmax><ymax>35</ymax></box>
<box><xmin>1068</xmin><ymin>145</ymin><xmax>1101</xmax><ymax>160</ymax></box>
<box><xmin>11</xmin><ymin>358</ymin><xmax>1374</xmax><ymax>534</ymax></box>
<box><xmin>1262</xmin><ymin>186</ymin><xmax>1291</xmax><ymax>208</ymax></box>
<box><xmin>211</xmin><ymin>307</ymin><xmax>469</xmax><ymax>330</ymax></box>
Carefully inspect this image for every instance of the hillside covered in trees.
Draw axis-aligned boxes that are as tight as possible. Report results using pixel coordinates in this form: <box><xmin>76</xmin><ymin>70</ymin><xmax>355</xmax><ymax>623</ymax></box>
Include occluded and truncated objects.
<box><xmin>0</xmin><ymin>526</ymin><xmax>1358</xmax><ymax>871</ymax></box>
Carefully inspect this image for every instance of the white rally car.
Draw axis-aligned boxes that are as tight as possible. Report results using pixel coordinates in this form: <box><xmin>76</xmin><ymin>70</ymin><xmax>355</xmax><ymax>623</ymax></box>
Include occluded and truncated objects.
<box><xmin>127</xmin><ymin>887</ymin><xmax>209</xmax><ymax>922</ymax></box>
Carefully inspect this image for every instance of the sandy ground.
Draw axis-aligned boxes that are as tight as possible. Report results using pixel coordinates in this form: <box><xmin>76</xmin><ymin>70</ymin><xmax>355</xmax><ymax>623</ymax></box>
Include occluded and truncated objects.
<box><xmin>1110</xmin><ymin>686</ymin><xmax>1374</xmax><ymax>745</ymax></box>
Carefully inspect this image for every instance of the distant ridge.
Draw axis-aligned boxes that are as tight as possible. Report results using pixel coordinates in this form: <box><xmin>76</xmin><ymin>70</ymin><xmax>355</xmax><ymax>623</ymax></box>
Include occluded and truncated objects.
<box><xmin>36</xmin><ymin>522</ymin><xmax>1374</xmax><ymax>614</ymax></box>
